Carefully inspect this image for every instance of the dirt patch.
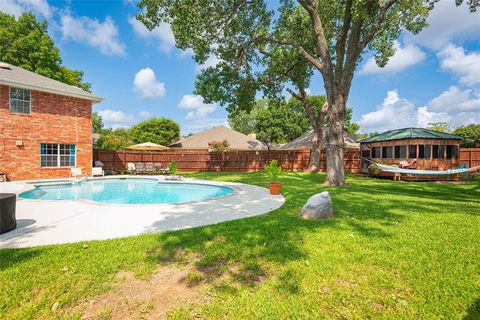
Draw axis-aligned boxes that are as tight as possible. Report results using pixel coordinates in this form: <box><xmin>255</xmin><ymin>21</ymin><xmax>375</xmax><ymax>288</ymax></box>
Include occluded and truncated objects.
<box><xmin>75</xmin><ymin>265</ymin><xmax>204</xmax><ymax>320</ymax></box>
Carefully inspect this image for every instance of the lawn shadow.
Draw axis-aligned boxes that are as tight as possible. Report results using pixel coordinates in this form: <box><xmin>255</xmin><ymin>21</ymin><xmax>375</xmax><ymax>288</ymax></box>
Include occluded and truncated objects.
<box><xmin>463</xmin><ymin>298</ymin><xmax>480</xmax><ymax>320</ymax></box>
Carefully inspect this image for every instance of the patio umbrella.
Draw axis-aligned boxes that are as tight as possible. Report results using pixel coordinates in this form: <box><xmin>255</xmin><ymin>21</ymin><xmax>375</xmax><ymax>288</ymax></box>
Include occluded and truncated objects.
<box><xmin>126</xmin><ymin>142</ymin><xmax>169</xmax><ymax>151</ymax></box>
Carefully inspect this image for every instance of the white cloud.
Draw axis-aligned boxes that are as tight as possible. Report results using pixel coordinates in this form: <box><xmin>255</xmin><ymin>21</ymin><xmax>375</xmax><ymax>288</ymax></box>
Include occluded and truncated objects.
<box><xmin>1</xmin><ymin>0</ymin><xmax>52</xmax><ymax>18</ymax></box>
<box><xmin>128</xmin><ymin>16</ymin><xmax>176</xmax><ymax>53</ymax></box>
<box><xmin>98</xmin><ymin>109</ymin><xmax>135</xmax><ymax>123</ymax></box>
<box><xmin>358</xmin><ymin>88</ymin><xmax>480</xmax><ymax>132</ymax></box>
<box><xmin>416</xmin><ymin>106</ymin><xmax>451</xmax><ymax>128</ymax></box>
<box><xmin>139</xmin><ymin>111</ymin><xmax>152</xmax><ymax>118</ymax></box>
<box><xmin>437</xmin><ymin>44</ymin><xmax>480</xmax><ymax>87</ymax></box>
<box><xmin>60</xmin><ymin>13</ymin><xmax>125</xmax><ymax>56</ymax></box>
<box><xmin>133</xmin><ymin>68</ymin><xmax>166</xmax><ymax>100</ymax></box>
<box><xmin>426</xmin><ymin>86</ymin><xmax>480</xmax><ymax>113</ymax></box>
<box><xmin>178</xmin><ymin>94</ymin><xmax>217</xmax><ymax>119</ymax></box>
<box><xmin>196</xmin><ymin>55</ymin><xmax>221</xmax><ymax>72</ymax></box>
<box><xmin>97</xmin><ymin>109</ymin><xmax>136</xmax><ymax>129</ymax></box>
<box><xmin>358</xmin><ymin>90</ymin><xmax>418</xmax><ymax>132</ymax></box>
<box><xmin>360</xmin><ymin>41</ymin><xmax>426</xmax><ymax>75</ymax></box>
<box><xmin>406</xmin><ymin>1</ymin><xmax>480</xmax><ymax>50</ymax></box>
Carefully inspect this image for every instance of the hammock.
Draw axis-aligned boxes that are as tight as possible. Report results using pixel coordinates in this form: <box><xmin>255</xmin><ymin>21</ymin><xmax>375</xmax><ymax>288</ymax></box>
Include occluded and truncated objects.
<box><xmin>375</xmin><ymin>163</ymin><xmax>480</xmax><ymax>175</ymax></box>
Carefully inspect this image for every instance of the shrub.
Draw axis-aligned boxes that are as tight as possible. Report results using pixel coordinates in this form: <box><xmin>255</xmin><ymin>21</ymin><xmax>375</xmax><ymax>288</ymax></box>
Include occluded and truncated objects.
<box><xmin>209</xmin><ymin>140</ymin><xmax>230</xmax><ymax>152</ymax></box>
<box><xmin>168</xmin><ymin>161</ymin><xmax>177</xmax><ymax>174</ymax></box>
<box><xmin>264</xmin><ymin>160</ymin><xmax>283</xmax><ymax>183</ymax></box>
<box><xmin>368</xmin><ymin>163</ymin><xmax>380</xmax><ymax>177</ymax></box>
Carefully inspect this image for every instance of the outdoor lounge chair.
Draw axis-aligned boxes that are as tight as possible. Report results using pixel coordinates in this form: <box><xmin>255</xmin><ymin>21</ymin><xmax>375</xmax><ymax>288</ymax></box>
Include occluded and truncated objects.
<box><xmin>135</xmin><ymin>163</ymin><xmax>145</xmax><ymax>174</ymax></box>
<box><xmin>127</xmin><ymin>162</ymin><xmax>136</xmax><ymax>173</ymax></box>
<box><xmin>154</xmin><ymin>163</ymin><xmax>169</xmax><ymax>174</ymax></box>
<box><xmin>70</xmin><ymin>167</ymin><xmax>86</xmax><ymax>179</ymax></box>
<box><xmin>145</xmin><ymin>162</ymin><xmax>156</xmax><ymax>174</ymax></box>
<box><xmin>92</xmin><ymin>167</ymin><xmax>104</xmax><ymax>177</ymax></box>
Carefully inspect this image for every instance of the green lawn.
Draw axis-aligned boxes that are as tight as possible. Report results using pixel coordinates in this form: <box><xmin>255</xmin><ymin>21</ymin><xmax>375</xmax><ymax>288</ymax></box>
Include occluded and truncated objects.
<box><xmin>1</xmin><ymin>173</ymin><xmax>479</xmax><ymax>319</ymax></box>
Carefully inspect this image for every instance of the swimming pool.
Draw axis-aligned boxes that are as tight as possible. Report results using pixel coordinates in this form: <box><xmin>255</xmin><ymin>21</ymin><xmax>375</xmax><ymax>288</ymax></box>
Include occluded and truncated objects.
<box><xmin>19</xmin><ymin>178</ymin><xmax>234</xmax><ymax>204</ymax></box>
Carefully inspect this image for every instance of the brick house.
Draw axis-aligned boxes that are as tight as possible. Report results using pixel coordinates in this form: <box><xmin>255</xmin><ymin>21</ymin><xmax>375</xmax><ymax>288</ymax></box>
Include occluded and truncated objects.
<box><xmin>0</xmin><ymin>62</ymin><xmax>102</xmax><ymax>181</ymax></box>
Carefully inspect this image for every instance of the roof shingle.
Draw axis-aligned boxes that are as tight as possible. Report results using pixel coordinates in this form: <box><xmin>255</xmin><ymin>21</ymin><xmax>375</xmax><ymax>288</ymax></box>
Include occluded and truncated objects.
<box><xmin>360</xmin><ymin>128</ymin><xmax>462</xmax><ymax>143</ymax></box>
<box><xmin>0</xmin><ymin>62</ymin><xmax>101</xmax><ymax>102</ymax></box>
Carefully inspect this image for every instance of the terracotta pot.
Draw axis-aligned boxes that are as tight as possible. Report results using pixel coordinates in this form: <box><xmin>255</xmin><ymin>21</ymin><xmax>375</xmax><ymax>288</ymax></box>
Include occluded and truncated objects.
<box><xmin>269</xmin><ymin>182</ymin><xmax>282</xmax><ymax>195</ymax></box>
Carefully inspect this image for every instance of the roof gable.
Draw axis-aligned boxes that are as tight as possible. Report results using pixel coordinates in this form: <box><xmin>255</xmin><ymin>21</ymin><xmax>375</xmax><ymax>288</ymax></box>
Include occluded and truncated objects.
<box><xmin>170</xmin><ymin>126</ymin><xmax>266</xmax><ymax>150</ymax></box>
<box><xmin>360</xmin><ymin>127</ymin><xmax>462</xmax><ymax>143</ymax></box>
<box><xmin>278</xmin><ymin>130</ymin><xmax>359</xmax><ymax>150</ymax></box>
<box><xmin>0</xmin><ymin>62</ymin><xmax>101</xmax><ymax>102</ymax></box>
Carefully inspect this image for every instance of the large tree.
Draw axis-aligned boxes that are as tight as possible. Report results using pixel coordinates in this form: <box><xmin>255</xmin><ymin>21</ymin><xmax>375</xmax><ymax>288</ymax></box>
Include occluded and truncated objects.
<box><xmin>454</xmin><ymin>124</ymin><xmax>480</xmax><ymax>148</ymax></box>
<box><xmin>0</xmin><ymin>12</ymin><xmax>90</xmax><ymax>91</ymax></box>
<box><xmin>138</xmin><ymin>0</ymin><xmax>477</xmax><ymax>185</ymax></box>
<box><xmin>130</xmin><ymin>117</ymin><xmax>180</xmax><ymax>146</ymax></box>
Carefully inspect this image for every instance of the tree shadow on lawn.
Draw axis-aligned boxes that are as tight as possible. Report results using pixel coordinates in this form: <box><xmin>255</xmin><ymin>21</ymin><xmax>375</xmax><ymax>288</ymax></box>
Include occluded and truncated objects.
<box><xmin>144</xmin><ymin>174</ymin><xmax>429</xmax><ymax>288</ymax></box>
<box><xmin>0</xmin><ymin>247</ymin><xmax>44</xmax><ymax>271</ymax></box>
<box><xmin>463</xmin><ymin>298</ymin><xmax>480</xmax><ymax>320</ymax></box>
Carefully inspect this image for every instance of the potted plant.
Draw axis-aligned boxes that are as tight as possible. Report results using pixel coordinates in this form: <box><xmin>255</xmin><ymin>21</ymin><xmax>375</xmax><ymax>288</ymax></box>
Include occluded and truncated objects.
<box><xmin>264</xmin><ymin>160</ymin><xmax>283</xmax><ymax>195</ymax></box>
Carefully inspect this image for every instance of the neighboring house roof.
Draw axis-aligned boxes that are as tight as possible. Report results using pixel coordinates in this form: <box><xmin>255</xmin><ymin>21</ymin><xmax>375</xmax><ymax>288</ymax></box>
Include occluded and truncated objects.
<box><xmin>170</xmin><ymin>126</ymin><xmax>267</xmax><ymax>150</ymax></box>
<box><xmin>0</xmin><ymin>62</ymin><xmax>102</xmax><ymax>102</ymax></box>
<box><xmin>360</xmin><ymin>128</ymin><xmax>462</xmax><ymax>143</ymax></box>
<box><xmin>277</xmin><ymin>130</ymin><xmax>360</xmax><ymax>150</ymax></box>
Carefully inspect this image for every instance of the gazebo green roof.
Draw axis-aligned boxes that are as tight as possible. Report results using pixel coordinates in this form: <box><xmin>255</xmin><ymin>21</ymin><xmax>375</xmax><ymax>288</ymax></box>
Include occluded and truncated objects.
<box><xmin>360</xmin><ymin>128</ymin><xmax>462</xmax><ymax>143</ymax></box>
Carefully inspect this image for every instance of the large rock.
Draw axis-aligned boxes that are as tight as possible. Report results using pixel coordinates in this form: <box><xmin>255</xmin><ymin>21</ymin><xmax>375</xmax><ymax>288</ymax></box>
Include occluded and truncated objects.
<box><xmin>300</xmin><ymin>191</ymin><xmax>333</xmax><ymax>220</ymax></box>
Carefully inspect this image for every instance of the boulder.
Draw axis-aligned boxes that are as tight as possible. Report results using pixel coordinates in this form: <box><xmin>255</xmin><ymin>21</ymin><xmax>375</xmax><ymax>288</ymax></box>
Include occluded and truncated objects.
<box><xmin>300</xmin><ymin>191</ymin><xmax>333</xmax><ymax>220</ymax></box>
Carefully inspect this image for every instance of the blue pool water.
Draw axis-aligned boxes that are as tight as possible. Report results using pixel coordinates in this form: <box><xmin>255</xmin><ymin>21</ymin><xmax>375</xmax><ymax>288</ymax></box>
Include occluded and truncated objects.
<box><xmin>19</xmin><ymin>178</ymin><xmax>233</xmax><ymax>204</ymax></box>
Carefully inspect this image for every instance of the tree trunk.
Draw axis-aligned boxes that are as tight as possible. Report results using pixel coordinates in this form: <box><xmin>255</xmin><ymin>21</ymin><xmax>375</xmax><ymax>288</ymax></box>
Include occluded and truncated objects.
<box><xmin>325</xmin><ymin>97</ymin><xmax>345</xmax><ymax>186</ymax></box>
<box><xmin>308</xmin><ymin>130</ymin><xmax>321</xmax><ymax>172</ymax></box>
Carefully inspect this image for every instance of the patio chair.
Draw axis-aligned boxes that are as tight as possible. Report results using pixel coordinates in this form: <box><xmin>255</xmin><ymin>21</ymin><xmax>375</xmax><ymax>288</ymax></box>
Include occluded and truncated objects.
<box><xmin>145</xmin><ymin>162</ymin><xmax>155</xmax><ymax>174</ymax></box>
<box><xmin>70</xmin><ymin>167</ymin><xmax>86</xmax><ymax>179</ymax></box>
<box><xmin>127</xmin><ymin>162</ymin><xmax>136</xmax><ymax>174</ymax></box>
<box><xmin>92</xmin><ymin>167</ymin><xmax>104</xmax><ymax>177</ymax></box>
<box><xmin>154</xmin><ymin>163</ymin><xmax>169</xmax><ymax>174</ymax></box>
<box><xmin>135</xmin><ymin>163</ymin><xmax>145</xmax><ymax>174</ymax></box>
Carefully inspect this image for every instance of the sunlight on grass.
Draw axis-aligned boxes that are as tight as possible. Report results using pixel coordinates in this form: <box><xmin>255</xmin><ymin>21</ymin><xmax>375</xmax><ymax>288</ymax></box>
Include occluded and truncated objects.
<box><xmin>0</xmin><ymin>173</ymin><xmax>479</xmax><ymax>319</ymax></box>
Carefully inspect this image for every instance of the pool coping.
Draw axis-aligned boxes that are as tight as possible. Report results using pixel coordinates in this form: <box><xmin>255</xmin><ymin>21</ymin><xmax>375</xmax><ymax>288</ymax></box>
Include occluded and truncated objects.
<box><xmin>0</xmin><ymin>176</ymin><xmax>285</xmax><ymax>248</ymax></box>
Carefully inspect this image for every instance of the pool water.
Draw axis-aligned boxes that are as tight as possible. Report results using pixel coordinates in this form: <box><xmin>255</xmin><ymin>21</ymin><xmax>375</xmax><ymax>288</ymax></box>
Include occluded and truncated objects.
<box><xmin>19</xmin><ymin>179</ymin><xmax>233</xmax><ymax>204</ymax></box>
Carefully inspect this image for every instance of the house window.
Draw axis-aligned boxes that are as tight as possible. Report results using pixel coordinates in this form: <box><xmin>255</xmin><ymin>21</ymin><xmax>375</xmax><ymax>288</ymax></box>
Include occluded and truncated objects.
<box><xmin>382</xmin><ymin>146</ymin><xmax>393</xmax><ymax>159</ymax></box>
<box><xmin>446</xmin><ymin>145</ymin><xmax>458</xmax><ymax>159</ymax></box>
<box><xmin>394</xmin><ymin>145</ymin><xmax>406</xmax><ymax>158</ymax></box>
<box><xmin>432</xmin><ymin>145</ymin><xmax>445</xmax><ymax>159</ymax></box>
<box><xmin>371</xmin><ymin>147</ymin><xmax>381</xmax><ymax>158</ymax></box>
<box><xmin>418</xmin><ymin>145</ymin><xmax>431</xmax><ymax>159</ymax></box>
<box><xmin>9</xmin><ymin>87</ymin><xmax>31</xmax><ymax>114</ymax></box>
<box><xmin>40</xmin><ymin>143</ymin><xmax>76</xmax><ymax>167</ymax></box>
<box><xmin>409</xmin><ymin>145</ymin><xmax>417</xmax><ymax>158</ymax></box>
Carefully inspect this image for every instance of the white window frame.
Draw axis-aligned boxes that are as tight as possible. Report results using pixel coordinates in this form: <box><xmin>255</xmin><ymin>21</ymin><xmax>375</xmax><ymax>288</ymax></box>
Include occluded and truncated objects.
<box><xmin>9</xmin><ymin>86</ymin><xmax>31</xmax><ymax>114</ymax></box>
<box><xmin>40</xmin><ymin>143</ymin><xmax>77</xmax><ymax>168</ymax></box>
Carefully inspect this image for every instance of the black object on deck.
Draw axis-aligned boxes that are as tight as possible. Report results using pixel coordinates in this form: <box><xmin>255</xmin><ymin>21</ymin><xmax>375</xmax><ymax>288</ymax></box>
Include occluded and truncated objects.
<box><xmin>0</xmin><ymin>193</ymin><xmax>16</xmax><ymax>234</ymax></box>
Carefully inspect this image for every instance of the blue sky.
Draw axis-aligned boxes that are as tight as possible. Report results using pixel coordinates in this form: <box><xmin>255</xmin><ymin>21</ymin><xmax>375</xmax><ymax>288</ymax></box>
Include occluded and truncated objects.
<box><xmin>2</xmin><ymin>0</ymin><xmax>479</xmax><ymax>135</ymax></box>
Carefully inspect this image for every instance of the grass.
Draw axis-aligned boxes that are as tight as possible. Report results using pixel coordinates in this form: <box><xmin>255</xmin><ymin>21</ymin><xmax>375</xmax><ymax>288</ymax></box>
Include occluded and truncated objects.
<box><xmin>1</xmin><ymin>172</ymin><xmax>479</xmax><ymax>319</ymax></box>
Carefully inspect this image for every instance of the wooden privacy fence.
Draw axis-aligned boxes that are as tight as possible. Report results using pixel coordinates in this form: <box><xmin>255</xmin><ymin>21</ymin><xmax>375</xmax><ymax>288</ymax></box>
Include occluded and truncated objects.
<box><xmin>93</xmin><ymin>148</ymin><xmax>479</xmax><ymax>173</ymax></box>
<box><xmin>93</xmin><ymin>148</ymin><xmax>361</xmax><ymax>172</ymax></box>
<box><xmin>460</xmin><ymin>148</ymin><xmax>480</xmax><ymax>172</ymax></box>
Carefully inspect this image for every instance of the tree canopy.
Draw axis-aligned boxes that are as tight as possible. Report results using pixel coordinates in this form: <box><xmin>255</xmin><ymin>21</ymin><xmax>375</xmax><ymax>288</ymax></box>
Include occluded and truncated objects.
<box><xmin>138</xmin><ymin>0</ymin><xmax>477</xmax><ymax>185</ymax></box>
<box><xmin>0</xmin><ymin>12</ymin><xmax>91</xmax><ymax>91</ymax></box>
<box><xmin>95</xmin><ymin>128</ymin><xmax>134</xmax><ymax>150</ymax></box>
<box><xmin>93</xmin><ymin>115</ymin><xmax>181</xmax><ymax>150</ymax></box>
<box><xmin>427</xmin><ymin>122</ymin><xmax>449</xmax><ymax>133</ymax></box>
<box><xmin>454</xmin><ymin>124</ymin><xmax>480</xmax><ymax>148</ymax></box>
<box><xmin>92</xmin><ymin>112</ymin><xmax>104</xmax><ymax>134</ymax></box>
<box><xmin>130</xmin><ymin>118</ymin><xmax>180</xmax><ymax>146</ymax></box>
<box><xmin>229</xmin><ymin>96</ymin><xmax>359</xmax><ymax>144</ymax></box>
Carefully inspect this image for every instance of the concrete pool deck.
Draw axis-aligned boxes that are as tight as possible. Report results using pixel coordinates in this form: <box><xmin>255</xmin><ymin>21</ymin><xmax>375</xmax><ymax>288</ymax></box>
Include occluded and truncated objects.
<box><xmin>0</xmin><ymin>176</ymin><xmax>285</xmax><ymax>248</ymax></box>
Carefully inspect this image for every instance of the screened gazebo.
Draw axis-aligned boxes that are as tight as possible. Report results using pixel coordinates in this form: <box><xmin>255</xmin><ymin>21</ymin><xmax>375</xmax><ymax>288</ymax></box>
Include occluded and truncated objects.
<box><xmin>360</xmin><ymin>128</ymin><xmax>462</xmax><ymax>178</ymax></box>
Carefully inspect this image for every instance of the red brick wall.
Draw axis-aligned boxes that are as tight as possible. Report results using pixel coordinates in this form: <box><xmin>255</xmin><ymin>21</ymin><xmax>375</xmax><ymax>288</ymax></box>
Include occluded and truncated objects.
<box><xmin>0</xmin><ymin>85</ymin><xmax>93</xmax><ymax>181</ymax></box>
